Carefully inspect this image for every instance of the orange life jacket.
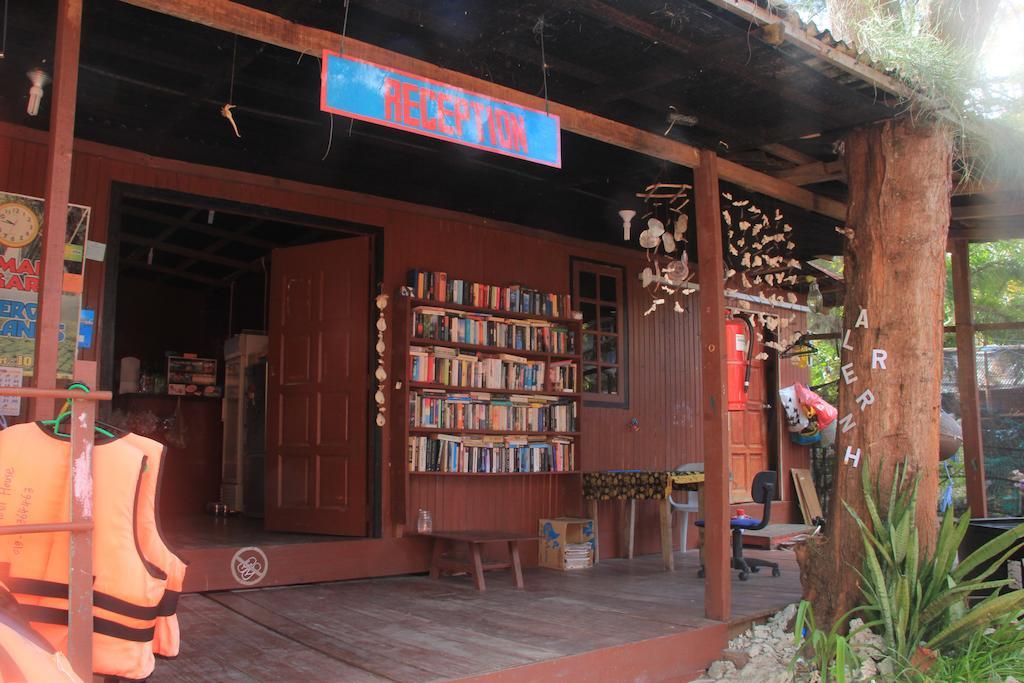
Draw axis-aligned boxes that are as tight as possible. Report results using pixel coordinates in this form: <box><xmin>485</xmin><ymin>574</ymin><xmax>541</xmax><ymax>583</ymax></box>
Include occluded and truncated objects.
<box><xmin>0</xmin><ymin>582</ymin><xmax>82</xmax><ymax>683</ymax></box>
<box><xmin>0</xmin><ymin>423</ymin><xmax>167</xmax><ymax>680</ymax></box>
<box><xmin>123</xmin><ymin>432</ymin><xmax>187</xmax><ymax>658</ymax></box>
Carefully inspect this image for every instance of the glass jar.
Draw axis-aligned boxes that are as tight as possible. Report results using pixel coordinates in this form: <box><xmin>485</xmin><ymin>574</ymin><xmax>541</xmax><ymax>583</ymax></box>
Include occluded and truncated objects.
<box><xmin>416</xmin><ymin>509</ymin><xmax>432</xmax><ymax>534</ymax></box>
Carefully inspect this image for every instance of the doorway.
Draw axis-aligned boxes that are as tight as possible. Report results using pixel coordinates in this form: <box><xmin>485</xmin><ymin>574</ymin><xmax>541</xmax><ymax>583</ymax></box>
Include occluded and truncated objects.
<box><xmin>103</xmin><ymin>186</ymin><xmax>382</xmax><ymax>550</ymax></box>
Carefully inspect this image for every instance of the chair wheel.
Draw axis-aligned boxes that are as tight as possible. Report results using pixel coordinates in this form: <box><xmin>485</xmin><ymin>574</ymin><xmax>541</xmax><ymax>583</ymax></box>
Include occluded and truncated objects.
<box><xmin>750</xmin><ymin>566</ymin><xmax>760</xmax><ymax>573</ymax></box>
<box><xmin>739</xmin><ymin>571</ymin><xmax>749</xmax><ymax>581</ymax></box>
<box><xmin>697</xmin><ymin>568</ymin><xmax>705</xmax><ymax>578</ymax></box>
<box><xmin>772</xmin><ymin>567</ymin><xmax>781</xmax><ymax>577</ymax></box>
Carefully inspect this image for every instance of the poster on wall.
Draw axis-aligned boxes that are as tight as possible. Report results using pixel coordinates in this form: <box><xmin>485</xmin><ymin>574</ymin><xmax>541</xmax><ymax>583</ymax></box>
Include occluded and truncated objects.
<box><xmin>0</xmin><ymin>191</ymin><xmax>90</xmax><ymax>379</ymax></box>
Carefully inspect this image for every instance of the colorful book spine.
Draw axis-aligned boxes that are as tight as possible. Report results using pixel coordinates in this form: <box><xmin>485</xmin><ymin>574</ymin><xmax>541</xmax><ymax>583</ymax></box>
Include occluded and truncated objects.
<box><xmin>408</xmin><ymin>435</ymin><xmax>575</xmax><ymax>473</ymax></box>
<box><xmin>407</xmin><ymin>270</ymin><xmax>572</xmax><ymax>318</ymax></box>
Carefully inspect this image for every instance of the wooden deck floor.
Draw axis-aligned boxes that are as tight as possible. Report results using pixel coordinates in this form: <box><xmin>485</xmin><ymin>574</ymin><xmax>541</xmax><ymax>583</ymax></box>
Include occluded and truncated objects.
<box><xmin>150</xmin><ymin>549</ymin><xmax>800</xmax><ymax>683</ymax></box>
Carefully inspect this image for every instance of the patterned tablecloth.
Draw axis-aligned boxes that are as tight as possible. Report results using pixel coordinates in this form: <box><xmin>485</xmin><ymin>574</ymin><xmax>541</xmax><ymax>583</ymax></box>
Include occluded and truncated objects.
<box><xmin>582</xmin><ymin>471</ymin><xmax>704</xmax><ymax>500</ymax></box>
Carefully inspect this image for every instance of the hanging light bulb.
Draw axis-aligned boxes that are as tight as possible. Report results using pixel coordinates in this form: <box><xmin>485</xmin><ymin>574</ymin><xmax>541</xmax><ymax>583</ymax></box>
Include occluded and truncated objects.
<box><xmin>26</xmin><ymin>69</ymin><xmax>50</xmax><ymax>117</ymax></box>
<box><xmin>618</xmin><ymin>209</ymin><xmax>636</xmax><ymax>241</ymax></box>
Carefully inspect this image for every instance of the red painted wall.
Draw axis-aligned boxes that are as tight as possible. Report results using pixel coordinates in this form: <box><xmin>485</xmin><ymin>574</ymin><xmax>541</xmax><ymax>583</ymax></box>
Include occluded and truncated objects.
<box><xmin>0</xmin><ymin>122</ymin><xmax>811</xmax><ymax>570</ymax></box>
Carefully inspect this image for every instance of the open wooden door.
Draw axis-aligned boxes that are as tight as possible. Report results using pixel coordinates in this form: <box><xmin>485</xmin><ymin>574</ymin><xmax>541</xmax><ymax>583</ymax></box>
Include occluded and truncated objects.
<box><xmin>265</xmin><ymin>236</ymin><xmax>371</xmax><ymax>535</ymax></box>
<box><xmin>728</xmin><ymin>323</ymin><xmax>770</xmax><ymax>503</ymax></box>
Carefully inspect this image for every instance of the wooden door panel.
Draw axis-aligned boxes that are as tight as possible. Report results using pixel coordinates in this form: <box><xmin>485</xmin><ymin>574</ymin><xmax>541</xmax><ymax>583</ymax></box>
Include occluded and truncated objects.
<box><xmin>318</xmin><ymin>393</ymin><xmax>350</xmax><ymax>446</ymax></box>
<box><xmin>278</xmin><ymin>393</ymin><xmax>312</xmax><ymax>447</ymax></box>
<box><xmin>278</xmin><ymin>455</ymin><xmax>310</xmax><ymax>507</ymax></box>
<box><xmin>728</xmin><ymin>318</ymin><xmax>771</xmax><ymax>502</ymax></box>
<box><xmin>317</xmin><ymin>455</ymin><xmax>349</xmax><ymax>509</ymax></box>
<box><xmin>319</xmin><ymin>330</ymin><xmax>352</xmax><ymax>384</ymax></box>
<box><xmin>266</xmin><ymin>236</ymin><xmax>371</xmax><ymax>536</ymax></box>
<box><xmin>281</xmin><ymin>335</ymin><xmax>313</xmax><ymax>384</ymax></box>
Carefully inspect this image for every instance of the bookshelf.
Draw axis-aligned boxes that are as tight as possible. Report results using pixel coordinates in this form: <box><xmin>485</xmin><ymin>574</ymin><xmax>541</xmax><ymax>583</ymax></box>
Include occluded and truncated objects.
<box><xmin>390</xmin><ymin>273</ymin><xmax>584</xmax><ymax>528</ymax></box>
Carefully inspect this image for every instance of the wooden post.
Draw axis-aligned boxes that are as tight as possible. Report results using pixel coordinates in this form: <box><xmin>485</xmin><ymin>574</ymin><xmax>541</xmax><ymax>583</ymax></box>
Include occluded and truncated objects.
<box><xmin>695</xmin><ymin>149</ymin><xmax>731</xmax><ymax>621</ymax></box>
<box><xmin>951</xmin><ymin>239</ymin><xmax>988</xmax><ymax>517</ymax></box>
<box><xmin>32</xmin><ymin>0</ymin><xmax>83</xmax><ymax>420</ymax></box>
<box><xmin>67</xmin><ymin>393</ymin><xmax>95</xmax><ymax>679</ymax></box>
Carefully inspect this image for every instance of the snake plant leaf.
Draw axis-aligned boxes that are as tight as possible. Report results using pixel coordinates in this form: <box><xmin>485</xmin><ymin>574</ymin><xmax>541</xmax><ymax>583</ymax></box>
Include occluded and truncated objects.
<box><xmin>926</xmin><ymin>590</ymin><xmax>1024</xmax><ymax>653</ymax></box>
<box><xmin>919</xmin><ymin>579</ymin><xmax>1013</xmax><ymax>627</ymax></box>
<box><xmin>952</xmin><ymin>521</ymin><xmax>1024</xmax><ymax>581</ymax></box>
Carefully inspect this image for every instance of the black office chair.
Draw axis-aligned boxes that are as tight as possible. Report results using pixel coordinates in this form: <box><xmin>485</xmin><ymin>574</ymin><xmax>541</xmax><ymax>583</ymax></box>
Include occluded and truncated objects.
<box><xmin>695</xmin><ymin>471</ymin><xmax>780</xmax><ymax>581</ymax></box>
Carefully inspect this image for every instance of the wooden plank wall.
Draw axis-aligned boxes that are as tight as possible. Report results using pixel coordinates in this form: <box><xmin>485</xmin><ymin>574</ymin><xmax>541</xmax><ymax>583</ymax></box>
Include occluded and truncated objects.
<box><xmin>0</xmin><ymin>121</ymin><xmax>809</xmax><ymax>565</ymax></box>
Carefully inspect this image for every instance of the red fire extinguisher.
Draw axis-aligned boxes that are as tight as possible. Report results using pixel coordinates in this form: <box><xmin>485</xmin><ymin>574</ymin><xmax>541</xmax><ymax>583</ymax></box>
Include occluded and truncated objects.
<box><xmin>725</xmin><ymin>314</ymin><xmax>755</xmax><ymax>411</ymax></box>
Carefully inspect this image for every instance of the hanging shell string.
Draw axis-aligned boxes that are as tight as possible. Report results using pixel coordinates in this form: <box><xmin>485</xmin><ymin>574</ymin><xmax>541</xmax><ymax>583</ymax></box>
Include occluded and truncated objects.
<box><xmin>374</xmin><ymin>293</ymin><xmax>389</xmax><ymax>427</ymax></box>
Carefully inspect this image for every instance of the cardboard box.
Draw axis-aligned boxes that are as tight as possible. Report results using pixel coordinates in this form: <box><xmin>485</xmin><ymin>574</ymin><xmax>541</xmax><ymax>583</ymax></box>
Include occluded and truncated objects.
<box><xmin>539</xmin><ymin>517</ymin><xmax>595</xmax><ymax>570</ymax></box>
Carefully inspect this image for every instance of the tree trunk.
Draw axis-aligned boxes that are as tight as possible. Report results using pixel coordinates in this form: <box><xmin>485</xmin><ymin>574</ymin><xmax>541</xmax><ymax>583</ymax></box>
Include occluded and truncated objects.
<box><xmin>796</xmin><ymin>117</ymin><xmax>952</xmax><ymax>629</ymax></box>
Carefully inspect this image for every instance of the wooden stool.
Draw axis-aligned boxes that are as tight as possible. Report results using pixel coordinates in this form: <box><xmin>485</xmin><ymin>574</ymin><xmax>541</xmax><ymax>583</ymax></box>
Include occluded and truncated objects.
<box><xmin>425</xmin><ymin>530</ymin><xmax>534</xmax><ymax>591</ymax></box>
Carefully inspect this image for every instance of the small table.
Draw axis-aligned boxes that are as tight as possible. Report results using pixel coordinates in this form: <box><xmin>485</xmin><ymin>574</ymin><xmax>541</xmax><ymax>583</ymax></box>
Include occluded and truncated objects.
<box><xmin>425</xmin><ymin>530</ymin><xmax>534</xmax><ymax>591</ymax></box>
<box><xmin>583</xmin><ymin>471</ymin><xmax>705</xmax><ymax>571</ymax></box>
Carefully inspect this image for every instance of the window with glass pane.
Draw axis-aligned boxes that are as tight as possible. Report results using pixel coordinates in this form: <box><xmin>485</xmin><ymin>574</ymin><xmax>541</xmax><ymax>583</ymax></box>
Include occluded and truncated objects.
<box><xmin>572</xmin><ymin>260</ymin><xmax>625</xmax><ymax>404</ymax></box>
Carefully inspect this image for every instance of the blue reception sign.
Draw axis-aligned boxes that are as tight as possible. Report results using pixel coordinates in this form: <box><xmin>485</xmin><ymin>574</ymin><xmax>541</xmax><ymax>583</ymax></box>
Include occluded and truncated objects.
<box><xmin>320</xmin><ymin>51</ymin><xmax>561</xmax><ymax>168</ymax></box>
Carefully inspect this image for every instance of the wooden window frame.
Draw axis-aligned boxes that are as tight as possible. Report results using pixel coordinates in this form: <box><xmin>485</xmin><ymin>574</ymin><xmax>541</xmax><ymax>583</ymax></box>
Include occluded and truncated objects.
<box><xmin>571</xmin><ymin>257</ymin><xmax>628</xmax><ymax>408</ymax></box>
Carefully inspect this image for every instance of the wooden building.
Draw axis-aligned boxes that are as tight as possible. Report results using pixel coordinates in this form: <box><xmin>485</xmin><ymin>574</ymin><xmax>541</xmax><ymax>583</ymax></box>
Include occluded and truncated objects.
<box><xmin>2</xmin><ymin>2</ymin><xmax>1018</xmax><ymax>678</ymax></box>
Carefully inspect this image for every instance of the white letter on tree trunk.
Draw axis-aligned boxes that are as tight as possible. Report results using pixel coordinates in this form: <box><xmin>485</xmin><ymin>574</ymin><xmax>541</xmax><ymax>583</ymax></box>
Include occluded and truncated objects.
<box><xmin>843</xmin><ymin>446</ymin><xmax>862</xmax><ymax>468</ymax></box>
<box><xmin>855</xmin><ymin>308</ymin><xmax>869</xmax><ymax>328</ymax></box>
<box><xmin>871</xmin><ymin>349</ymin><xmax>888</xmax><ymax>370</ymax></box>
<box><xmin>856</xmin><ymin>389</ymin><xmax>875</xmax><ymax>411</ymax></box>
<box><xmin>838</xmin><ymin>413</ymin><xmax>856</xmax><ymax>433</ymax></box>
<box><xmin>842</xmin><ymin>328</ymin><xmax>854</xmax><ymax>351</ymax></box>
<box><xmin>841</xmin><ymin>363</ymin><xmax>858</xmax><ymax>385</ymax></box>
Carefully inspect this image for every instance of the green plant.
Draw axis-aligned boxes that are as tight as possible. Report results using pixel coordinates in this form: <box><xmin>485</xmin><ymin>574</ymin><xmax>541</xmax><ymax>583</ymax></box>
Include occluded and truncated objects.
<box><xmin>920</xmin><ymin>619</ymin><xmax>1024</xmax><ymax>682</ymax></box>
<box><xmin>789</xmin><ymin>600</ymin><xmax>876</xmax><ymax>682</ymax></box>
<box><xmin>847</xmin><ymin>458</ymin><xmax>1024</xmax><ymax>665</ymax></box>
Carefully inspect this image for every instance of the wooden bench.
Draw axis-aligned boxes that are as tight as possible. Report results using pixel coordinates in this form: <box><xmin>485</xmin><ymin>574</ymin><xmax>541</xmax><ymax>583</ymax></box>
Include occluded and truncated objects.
<box><xmin>425</xmin><ymin>530</ymin><xmax>534</xmax><ymax>591</ymax></box>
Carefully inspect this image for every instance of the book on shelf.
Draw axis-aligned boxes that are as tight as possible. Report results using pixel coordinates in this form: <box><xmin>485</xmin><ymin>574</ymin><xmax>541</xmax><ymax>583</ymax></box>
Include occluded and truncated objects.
<box><xmin>408</xmin><ymin>345</ymin><xmax>550</xmax><ymax>391</ymax></box>
<box><xmin>409</xmin><ymin>391</ymin><xmax>577</xmax><ymax>432</ymax></box>
<box><xmin>413</xmin><ymin>307</ymin><xmax>575</xmax><ymax>354</ymax></box>
<box><xmin>408</xmin><ymin>435</ymin><xmax>575</xmax><ymax>473</ymax></box>
<box><xmin>408</xmin><ymin>269</ymin><xmax>573</xmax><ymax>319</ymax></box>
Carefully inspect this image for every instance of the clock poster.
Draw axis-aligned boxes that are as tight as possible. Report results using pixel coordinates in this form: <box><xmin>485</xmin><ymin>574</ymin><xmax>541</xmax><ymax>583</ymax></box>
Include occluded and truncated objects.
<box><xmin>0</xmin><ymin>191</ymin><xmax>89</xmax><ymax>379</ymax></box>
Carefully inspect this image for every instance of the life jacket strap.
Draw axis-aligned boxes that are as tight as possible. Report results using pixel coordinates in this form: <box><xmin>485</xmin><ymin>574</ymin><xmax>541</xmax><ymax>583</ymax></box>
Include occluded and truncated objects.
<box><xmin>5</xmin><ymin>577</ymin><xmax>163</xmax><ymax>622</ymax></box>
<box><xmin>18</xmin><ymin>605</ymin><xmax>155</xmax><ymax>643</ymax></box>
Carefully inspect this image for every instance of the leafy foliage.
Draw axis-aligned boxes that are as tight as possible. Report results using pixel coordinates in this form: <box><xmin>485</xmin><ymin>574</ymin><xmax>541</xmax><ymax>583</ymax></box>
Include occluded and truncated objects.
<box><xmin>789</xmin><ymin>600</ymin><xmax>874</xmax><ymax>682</ymax></box>
<box><xmin>924</xmin><ymin>618</ymin><xmax>1024</xmax><ymax>682</ymax></box>
<box><xmin>944</xmin><ymin>241</ymin><xmax>1024</xmax><ymax>345</ymax></box>
<box><xmin>847</xmin><ymin>458</ymin><xmax>1024</xmax><ymax>664</ymax></box>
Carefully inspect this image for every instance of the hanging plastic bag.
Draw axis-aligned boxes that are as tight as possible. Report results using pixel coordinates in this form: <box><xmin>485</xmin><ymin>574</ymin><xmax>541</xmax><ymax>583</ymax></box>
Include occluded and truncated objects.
<box><xmin>778</xmin><ymin>385</ymin><xmax>809</xmax><ymax>432</ymax></box>
<box><xmin>795</xmin><ymin>383</ymin><xmax>837</xmax><ymax>429</ymax></box>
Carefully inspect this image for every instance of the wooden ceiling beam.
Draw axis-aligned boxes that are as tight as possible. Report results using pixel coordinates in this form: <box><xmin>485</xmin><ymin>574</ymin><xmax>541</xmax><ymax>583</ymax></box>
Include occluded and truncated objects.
<box><xmin>951</xmin><ymin>201</ymin><xmax>1024</xmax><ymax>221</ymax></box>
<box><xmin>772</xmin><ymin>160</ymin><xmax>845</xmax><ymax>186</ymax></box>
<box><xmin>172</xmin><ymin>217</ymin><xmax>265</xmax><ymax>272</ymax></box>
<box><xmin>119</xmin><ymin>233</ymin><xmax>262</xmax><ymax>271</ymax></box>
<box><xmin>117</xmin><ymin>0</ymin><xmax>848</xmax><ymax>221</ymax></box>
<box><xmin>121</xmin><ymin>259</ymin><xmax>231</xmax><ymax>287</ymax></box>
<box><xmin>122</xmin><ymin>205</ymin><xmax>279</xmax><ymax>249</ymax></box>
<box><xmin>759</xmin><ymin>143</ymin><xmax>817</xmax><ymax>165</ymax></box>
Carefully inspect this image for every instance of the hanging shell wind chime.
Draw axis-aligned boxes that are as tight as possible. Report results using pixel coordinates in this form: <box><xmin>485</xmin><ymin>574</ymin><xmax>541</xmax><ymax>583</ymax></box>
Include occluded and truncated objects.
<box><xmin>374</xmin><ymin>293</ymin><xmax>388</xmax><ymax>427</ymax></box>
<box><xmin>622</xmin><ymin>183</ymin><xmax>694</xmax><ymax>315</ymax></box>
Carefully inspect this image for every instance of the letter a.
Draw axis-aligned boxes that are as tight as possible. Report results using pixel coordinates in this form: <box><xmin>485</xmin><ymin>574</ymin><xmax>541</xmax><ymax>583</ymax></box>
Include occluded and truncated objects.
<box><xmin>871</xmin><ymin>349</ymin><xmax>888</xmax><ymax>370</ymax></box>
<box><xmin>856</xmin><ymin>389</ymin><xmax>875</xmax><ymax>412</ymax></box>
<box><xmin>838</xmin><ymin>412</ymin><xmax>856</xmax><ymax>433</ymax></box>
<box><xmin>855</xmin><ymin>308</ymin><xmax>869</xmax><ymax>329</ymax></box>
<box><xmin>843</xmin><ymin>446</ymin><xmax>862</xmax><ymax>468</ymax></box>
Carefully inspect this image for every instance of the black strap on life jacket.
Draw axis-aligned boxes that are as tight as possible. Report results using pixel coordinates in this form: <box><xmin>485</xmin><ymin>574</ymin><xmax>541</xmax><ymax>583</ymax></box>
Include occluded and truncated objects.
<box><xmin>155</xmin><ymin>589</ymin><xmax>180</xmax><ymax>617</ymax></box>
<box><xmin>17</xmin><ymin>605</ymin><xmax>155</xmax><ymax>643</ymax></box>
<box><xmin>4</xmin><ymin>576</ymin><xmax>164</xmax><ymax>622</ymax></box>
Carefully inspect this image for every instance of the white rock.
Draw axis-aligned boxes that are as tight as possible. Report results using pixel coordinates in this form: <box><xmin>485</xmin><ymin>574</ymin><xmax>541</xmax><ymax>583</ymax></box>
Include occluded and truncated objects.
<box><xmin>707</xmin><ymin>660</ymin><xmax>736</xmax><ymax>679</ymax></box>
